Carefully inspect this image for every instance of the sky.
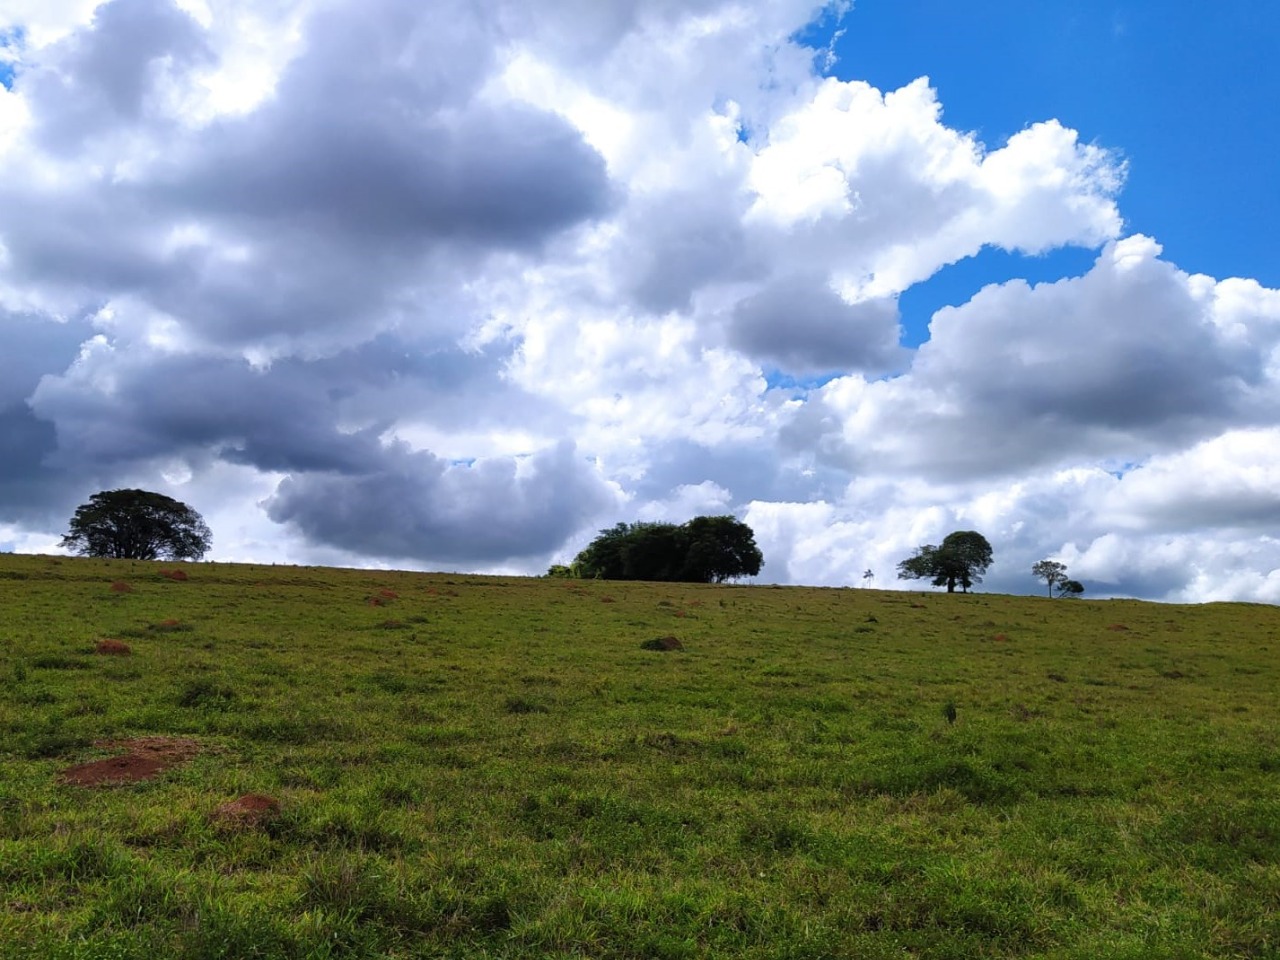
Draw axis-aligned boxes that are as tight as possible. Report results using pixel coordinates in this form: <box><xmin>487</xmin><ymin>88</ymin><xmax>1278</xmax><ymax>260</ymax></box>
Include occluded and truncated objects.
<box><xmin>1</xmin><ymin>0</ymin><xmax>1279</xmax><ymax>602</ymax></box>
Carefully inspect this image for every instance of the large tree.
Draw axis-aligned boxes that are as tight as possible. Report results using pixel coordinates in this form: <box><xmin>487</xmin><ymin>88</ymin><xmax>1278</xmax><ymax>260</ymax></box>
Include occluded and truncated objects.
<box><xmin>61</xmin><ymin>489</ymin><xmax>212</xmax><ymax>561</ymax></box>
<box><xmin>897</xmin><ymin>530</ymin><xmax>993</xmax><ymax>593</ymax></box>
<box><xmin>570</xmin><ymin>516</ymin><xmax>763</xmax><ymax>583</ymax></box>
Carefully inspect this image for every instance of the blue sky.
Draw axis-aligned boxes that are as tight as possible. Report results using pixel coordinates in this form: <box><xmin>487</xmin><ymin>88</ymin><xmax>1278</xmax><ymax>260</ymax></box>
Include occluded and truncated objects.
<box><xmin>0</xmin><ymin>28</ymin><xmax>21</xmax><ymax>89</ymax></box>
<box><xmin>810</xmin><ymin>0</ymin><xmax>1280</xmax><ymax>346</ymax></box>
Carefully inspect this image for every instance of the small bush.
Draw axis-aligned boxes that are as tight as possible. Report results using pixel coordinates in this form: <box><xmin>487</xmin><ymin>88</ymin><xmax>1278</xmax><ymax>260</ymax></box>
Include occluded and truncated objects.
<box><xmin>640</xmin><ymin>636</ymin><xmax>683</xmax><ymax>652</ymax></box>
<box><xmin>177</xmin><ymin>678</ymin><xmax>237</xmax><ymax>709</ymax></box>
<box><xmin>504</xmin><ymin>696</ymin><xmax>549</xmax><ymax>715</ymax></box>
<box><xmin>32</xmin><ymin>655</ymin><xmax>90</xmax><ymax>670</ymax></box>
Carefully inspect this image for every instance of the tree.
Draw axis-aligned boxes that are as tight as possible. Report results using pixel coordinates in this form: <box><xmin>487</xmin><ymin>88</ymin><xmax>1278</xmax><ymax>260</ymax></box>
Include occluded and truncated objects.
<box><xmin>61</xmin><ymin>489</ymin><xmax>211</xmax><ymax>561</ymax></box>
<box><xmin>1031</xmin><ymin>559</ymin><xmax>1068</xmax><ymax>598</ymax></box>
<box><xmin>897</xmin><ymin>530</ymin><xmax>993</xmax><ymax>593</ymax></box>
<box><xmin>572</xmin><ymin>516</ymin><xmax>763</xmax><ymax>583</ymax></box>
<box><xmin>1056</xmin><ymin>579</ymin><xmax>1084</xmax><ymax>599</ymax></box>
<box><xmin>678</xmin><ymin>515</ymin><xmax>763</xmax><ymax>583</ymax></box>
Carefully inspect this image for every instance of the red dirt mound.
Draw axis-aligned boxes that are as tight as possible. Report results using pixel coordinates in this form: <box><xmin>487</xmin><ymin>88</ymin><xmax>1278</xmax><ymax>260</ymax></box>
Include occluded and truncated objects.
<box><xmin>59</xmin><ymin>737</ymin><xmax>199</xmax><ymax>787</ymax></box>
<box><xmin>109</xmin><ymin>581</ymin><xmax>133</xmax><ymax>593</ymax></box>
<box><xmin>213</xmin><ymin>793</ymin><xmax>280</xmax><ymax>827</ymax></box>
<box><xmin>94</xmin><ymin>639</ymin><xmax>132</xmax><ymax>655</ymax></box>
<box><xmin>161</xmin><ymin>569</ymin><xmax>189</xmax><ymax>582</ymax></box>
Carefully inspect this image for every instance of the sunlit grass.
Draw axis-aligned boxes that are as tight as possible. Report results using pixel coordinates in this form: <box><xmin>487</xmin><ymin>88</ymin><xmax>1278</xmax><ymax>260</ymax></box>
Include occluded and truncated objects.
<box><xmin>1</xmin><ymin>554</ymin><xmax>1277</xmax><ymax>958</ymax></box>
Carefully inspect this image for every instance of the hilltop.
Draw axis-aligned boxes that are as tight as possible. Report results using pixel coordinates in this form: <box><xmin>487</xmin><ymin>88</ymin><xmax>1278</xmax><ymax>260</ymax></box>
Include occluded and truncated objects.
<box><xmin>1</xmin><ymin>553</ymin><xmax>1277</xmax><ymax>958</ymax></box>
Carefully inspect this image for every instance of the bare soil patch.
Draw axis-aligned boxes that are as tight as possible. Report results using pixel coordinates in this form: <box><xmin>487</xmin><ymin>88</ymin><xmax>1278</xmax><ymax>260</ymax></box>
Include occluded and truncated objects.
<box><xmin>59</xmin><ymin>737</ymin><xmax>200</xmax><ymax>787</ymax></box>
<box><xmin>213</xmin><ymin>793</ymin><xmax>280</xmax><ymax>828</ymax></box>
<box><xmin>94</xmin><ymin>639</ymin><xmax>132</xmax><ymax>655</ymax></box>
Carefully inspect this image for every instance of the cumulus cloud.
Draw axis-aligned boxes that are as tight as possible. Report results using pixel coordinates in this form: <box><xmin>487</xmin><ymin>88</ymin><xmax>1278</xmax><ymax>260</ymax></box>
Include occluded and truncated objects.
<box><xmin>1</xmin><ymin>0</ymin><xmax>1279</xmax><ymax>601</ymax></box>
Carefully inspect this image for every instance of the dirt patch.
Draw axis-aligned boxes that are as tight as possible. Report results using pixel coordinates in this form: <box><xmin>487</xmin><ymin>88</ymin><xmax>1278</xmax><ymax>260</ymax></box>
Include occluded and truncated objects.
<box><xmin>109</xmin><ymin>581</ymin><xmax>133</xmax><ymax>593</ymax></box>
<box><xmin>160</xmin><ymin>569</ymin><xmax>189</xmax><ymax>582</ymax></box>
<box><xmin>94</xmin><ymin>639</ymin><xmax>132</xmax><ymax>655</ymax></box>
<box><xmin>992</xmin><ymin>633</ymin><xmax>1009</xmax><ymax>643</ymax></box>
<box><xmin>213</xmin><ymin>793</ymin><xmax>280</xmax><ymax>828</ymax></box>
<box><xmin>59</xmin><ymin>737</ymin><xmax>200</xmax><ymax>787</ymax></box>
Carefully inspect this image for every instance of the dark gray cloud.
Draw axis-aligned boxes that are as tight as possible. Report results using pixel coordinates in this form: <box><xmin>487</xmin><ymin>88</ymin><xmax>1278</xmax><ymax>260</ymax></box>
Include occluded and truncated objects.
<box><xmin>177</xmin><ymin>100</ymin><xmax>613</xmax><ymax>248</ymax></box>
<box><xmin>29</xmin><ymin>336</ymin><xmax>556</xmax><ymax>474</ymax></box>
<box><xmin>0</xmin><ymin>402</ymin><xmax>62</xmax><ymax>510</ymax></box>
<box><xmin>266</xmin><ymin>440</ymin><xmax>615</xmax><ymax>563</ymax></box>
<box><xmin>25</xmin><ymin>0</ymin><xmax>210</xmax><ymax>150</ymax></box>
<box><xmin>0</xmin><ymin>311</ymin><xmax>95</xmax><ymax>404</ymax></box>
<box><xmin>729</xmin><ymin>275</ymin><xmax>905</xmax><ymax>374</ymax></box>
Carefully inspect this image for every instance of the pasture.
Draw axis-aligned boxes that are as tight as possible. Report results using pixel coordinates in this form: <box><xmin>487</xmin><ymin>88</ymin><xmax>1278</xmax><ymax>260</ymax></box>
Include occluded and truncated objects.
<box><xmin>1</xmin><ymin>553</ymin><xmax>1277</xmax><ymax>958</ymax></box>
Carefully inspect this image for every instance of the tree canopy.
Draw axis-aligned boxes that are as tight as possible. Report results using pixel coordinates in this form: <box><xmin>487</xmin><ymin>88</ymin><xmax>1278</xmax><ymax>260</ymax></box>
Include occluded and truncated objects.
<box><xmin>897</xmin><ymin>530</ymin><xmax>993</xmax><ymax>593</ymax></box>
<box><xmin>61</xmin><ymin>489</ymin><xmax>212</xmax><ymax>561</ymax></box>
<box><xmin>1057</xmin><ymin>578</ymin><xmax>1085</xmax><ymax>599</ymax></box>
<box><xmin>569</xmin><ymin>516</ymin><xmax>763</xmax><ymax>583</ymax></box>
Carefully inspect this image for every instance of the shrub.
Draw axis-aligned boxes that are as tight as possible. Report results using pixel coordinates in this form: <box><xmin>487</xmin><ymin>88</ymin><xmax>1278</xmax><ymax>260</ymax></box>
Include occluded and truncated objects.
<box><xmin>640</xmin><ymin>636</ymin><xmax>683</xmax><ymax>652</ymax></box>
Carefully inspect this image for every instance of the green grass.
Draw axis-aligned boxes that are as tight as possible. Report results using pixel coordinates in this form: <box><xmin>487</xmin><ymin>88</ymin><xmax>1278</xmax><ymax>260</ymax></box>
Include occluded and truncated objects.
<box><xmin>1</xmin><ymin>553</ymin><xmax>1278</xmax><ymax>958</ymax></box>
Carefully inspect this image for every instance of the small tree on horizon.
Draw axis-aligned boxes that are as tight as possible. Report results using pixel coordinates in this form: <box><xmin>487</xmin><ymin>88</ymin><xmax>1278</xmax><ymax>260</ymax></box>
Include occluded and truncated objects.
<box><xmin>1032</xmin><ymin>559</ymin><xmax>1069</xmax><ymax>598</ymax></box>
<box><xmin>61</xmin><ymin>489</ymin><xmax>211</xmax><ymax>561</ymax></box>
<box><xmin>1057</xmin><ymin>578</ymin><xmax>1085</xmax><ymax>599</ymax></box>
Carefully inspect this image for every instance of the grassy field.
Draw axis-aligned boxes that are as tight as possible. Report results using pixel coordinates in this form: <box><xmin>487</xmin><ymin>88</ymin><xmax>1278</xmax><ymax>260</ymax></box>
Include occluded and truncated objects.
<box><xmin>1</xmin><ymin>553</ymin><xmax>1277</xmax><ymax>959</ymax></box>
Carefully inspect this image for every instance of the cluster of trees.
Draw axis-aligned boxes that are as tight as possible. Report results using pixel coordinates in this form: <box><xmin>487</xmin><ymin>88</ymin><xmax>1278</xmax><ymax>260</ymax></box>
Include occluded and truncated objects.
<box><xmin>553</xmin><ymin>516</ymin><xmax>763</xmax><ymax>583</ymax></box>
<box><xmin>896</xmin><ymin>531</ymin><xmax>1084</xmax><ymax>598</ymax></box>
<box><xmin>1031</xmin><ymin>559</ymin><xmax>1084</xmax><ymax>598</ymax></box>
